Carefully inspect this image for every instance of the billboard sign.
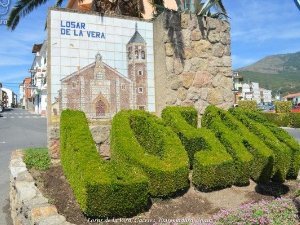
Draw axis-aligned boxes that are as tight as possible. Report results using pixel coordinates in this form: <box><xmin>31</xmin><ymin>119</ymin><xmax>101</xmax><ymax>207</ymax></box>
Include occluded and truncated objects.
<box><xmin>48</xmin><ymin>9</ymin><xmax>155</xmax><ymax>123</ymax></box>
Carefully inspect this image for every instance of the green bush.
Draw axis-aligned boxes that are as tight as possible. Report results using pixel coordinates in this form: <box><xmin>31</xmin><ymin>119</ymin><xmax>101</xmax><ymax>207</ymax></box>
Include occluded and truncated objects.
<box><xmin>237</xmin><ymin>100</ymin><xmax>258</xmax><ymax>110</ymax></box>
<box><xmin>200</xmin><ymin>107</ymin><xmax>253</xmax><ymax>186</ymax></box>
<box><xmin>275</xmin><ymin>101</ymin><xmax>292</xmax><ymax>113</ymax></box>
<box><xmin>23</xmin><ymin>148</ymin><xmax>50</xmax><ymax>171</ymax></box>
<box><xmin>263</xmin><ymin>112</ymin><xmax>300</xmax><ymax>128</ymax></box>
<box><xmin>239</xmin><ymin>110</ymin><xmax>300</xmax><ymax>179</ymax></box>
<box><xmin>111</xmin><ymin>110</ymin><xmax>189</xmax><ymax>197</ymax></box>
<box><xmin>162</xmin><ymin>106</ymin><xmax>236</xmax><ymax>191</ymax></box>
<box><xmin>60</xmin><ymin>110</ymin><xmax>149</xmax><ymax>218</ymax></box>
<box><xmin>203</xmin><ymin>106</ymin><xmax>274</xmax><ymax>183</ymax></box>
<box><xmin>230</xmin><ymin>108</ymin><xmax>292</xmax><ymax>182</ymax></box>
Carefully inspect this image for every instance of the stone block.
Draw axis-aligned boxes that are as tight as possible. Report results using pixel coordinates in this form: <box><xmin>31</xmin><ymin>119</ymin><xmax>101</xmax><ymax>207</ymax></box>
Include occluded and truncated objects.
<box><xmin>194</xmin><ymin>99</ymin><xmax>210</xmax><ymax>114</ymax></box>
<box><xmin>181</xmin><ymin>14</ymin><xmax>190</xmax><ymax>29</ymax></box>
<box><xmin>212</xmin><ymin>43</ymin><xmax>225</xmax><ymax>57</ymax></box>
<box><xmin>49</xmin><ymin>139</ymin><xmax>60</xmax><ymax>159</ymax></box>
<box><xmin>36</xmin><ymin>215</ymin><xmax>66</xmax><ymax>225</ymax></box>
<box><xmin>183</xmin><ymin>47</ymin><xmax>193</xmax><ymax>60</ymax></box>
<box><xmin>174</xmin><ymin>58</ymin><xmax>184</xmax><ymax>75</ymax></box>
<box><xmin>191</xmin><ymin>40</ymin><xmax>212</xmax><ymax>56</ymax></box>
<box><xmin>15</xmin><ymin>171</ymin><xmax>34</xmax><ymax>182</ymax></box>
<box><xmin>207</xmin><ymin>88</ymin><xmax>224</xmax><ymax>105</ymax></box>
<box><xmin>192</xmin><ymin>71</ymin><xmax>213</xmax><ymax>88</ymax></box>
<box><xmin>49</xmin><ymin>127</ymin><xmax>60</xmax><ymax>139</ymax></box>
<box><xmin>171</xmin><ymin>80</ymin><xmax>183</xmax><ymax>90</ymax></box>
<box><xmin>177</xmin><ymin>87</ymin><xmax>187</xmax><ymax>101</ymax></box>
<box><xmin>181</xmin><ymin>72</ymin><xmax>195</xmax><ymax>88</ymax></box>
<box><xmin>208</xmin><ymin>30</ymin><xmax>220</xmax><ymax>43</ymax></box>
<box><xmin>165</xmin><ymin>43</ymin><xmax>174</xmax><ymax>56</ymax></box>
<box><xmin>191</xmin><ymin>30</ymin><xmax>202</xmax><ymax>41</ymax></box>
<box><xmin>166</xmin><ymin>56</ymin><xmax>174</xmax><ymax>73</ymax></box>
<box><xmin>30</xmin><ymin>205</ymin><xmax>58</xmax><ymax>222</ymax></box>
<box><xmin>16</xmin><ymin>181</ymin><xmax>37</xmax><ymax>202</ymax></box>
<box><xmin>90</xmin><ymin>126</ymin><xmax>110</xmax><ymax>144</ymax></box>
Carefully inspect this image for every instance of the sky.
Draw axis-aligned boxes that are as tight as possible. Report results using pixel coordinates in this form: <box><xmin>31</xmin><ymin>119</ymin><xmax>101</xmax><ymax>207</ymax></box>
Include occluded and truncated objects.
<box><xmin>0</xmin><ymin>0</ymin><xmax>300</xmax><ymax>95</ymax></box>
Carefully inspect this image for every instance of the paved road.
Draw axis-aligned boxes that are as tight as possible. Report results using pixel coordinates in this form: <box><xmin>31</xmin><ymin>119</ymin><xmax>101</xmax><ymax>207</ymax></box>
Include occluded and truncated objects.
<box><xmin>0</xmin><ymin>108</ymin><xmax>47</xmax><ymax>225</ymax></box>
<box><xmin>283</xmin><ymin>127</ymin><xmax>300</xmax><ymax>142</ymax></box>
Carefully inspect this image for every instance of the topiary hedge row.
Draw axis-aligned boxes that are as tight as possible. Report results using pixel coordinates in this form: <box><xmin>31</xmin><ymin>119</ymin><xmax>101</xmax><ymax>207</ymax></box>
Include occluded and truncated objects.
<box><xmin>275</xmin><ymin>101</ymin><xmax>292</xmax><ymax>113</ymax></box>
<box><xmin>237</xmin><ymin>100</ymin><xmax>258</xmax><ymax>110</ymax></box>
<box><xmin>229</xmin><ymin>108</ymin><xmax>292</xmax><ymax>182</ymax></box>
<box><xmin>161</xmin><ymin>106</ymin><xmax>236</xmax><ymax>191</ymax></box>
<box><xmin>60</xmin><ymin>110</ymin><xmax>149</xmax><ymax>218</ymax></box>
<box><xmin>111</xmin><ymin>110</ymin><xmax>189</xmax><ymax>197</ymax></box>
<box><xmin>263</xmin><ymin>112</ymin><xmax>300</xmax><ymax>128</ymax></box>
<box><xmin>235</xmin><ymin>109</ymin><xmax>300</xmax><ymax>179</ymax></box>
<box><xmin>202</xmin><ymin>105</ymin><xmax>274</xmax><ymax>183</ymax></box>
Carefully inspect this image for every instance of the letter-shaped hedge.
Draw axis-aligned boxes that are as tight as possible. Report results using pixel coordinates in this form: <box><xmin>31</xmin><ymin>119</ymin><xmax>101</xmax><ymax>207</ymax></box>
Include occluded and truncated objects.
<box><xmin>202</xmin><ymin>106</ymin><xmax>274</xmax><ymax>183</ymax></box>
<box><xmin>230</xmin><ymin>108</ymin><xmax>292</xmax><ymax>182</ymax></box>
<box><xmin>161</xmin><ymin>106</ymin><xmax>236</xmax><ymax>191</ymax></box>
<box><xmin>111</xmin><ymin>110</ymin><xmax>189</xmax><ymax>197</ymax></box>
<box><xmin>60</xmin><ymin>110</ymin><xmax>149</xmax><ymax>217</ymax></box>
<box><xmin>234</xmin><ymin>109</ymin><xmax>300</xmax><ymax>179</ymax></box>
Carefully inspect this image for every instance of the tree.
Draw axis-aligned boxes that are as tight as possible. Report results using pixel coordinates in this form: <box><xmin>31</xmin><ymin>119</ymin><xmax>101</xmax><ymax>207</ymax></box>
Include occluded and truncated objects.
<box><xmin>7</xmin><ymin>0</ymin><xmax>145</xmax><ymax>30</ymax></box>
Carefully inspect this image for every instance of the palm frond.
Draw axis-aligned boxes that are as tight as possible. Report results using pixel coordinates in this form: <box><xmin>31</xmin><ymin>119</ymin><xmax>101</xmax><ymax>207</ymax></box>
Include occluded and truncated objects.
<box><xmin>7</xmin><ymin>0</ymin><xmax>50</xmax><ymax>30</ymax></box>
<box><xmin>55</xmin><ymin>0</ymin><xmax>64</xmax><ymax>7</ymax></box>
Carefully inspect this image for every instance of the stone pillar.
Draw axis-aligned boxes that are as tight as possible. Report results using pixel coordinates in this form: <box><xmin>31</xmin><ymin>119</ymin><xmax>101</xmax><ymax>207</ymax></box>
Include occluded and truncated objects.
<box><xmin>154</xmin><ymin>12</ymin><xmax>233</xmax><ymax>119</ymax></box>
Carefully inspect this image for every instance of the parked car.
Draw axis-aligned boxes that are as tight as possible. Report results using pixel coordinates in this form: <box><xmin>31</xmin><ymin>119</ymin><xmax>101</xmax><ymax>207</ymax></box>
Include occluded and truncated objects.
<box><xmin>0</xmin><ymin>101</ymin><xmax>3</xmax><ymax>112</ymax></box>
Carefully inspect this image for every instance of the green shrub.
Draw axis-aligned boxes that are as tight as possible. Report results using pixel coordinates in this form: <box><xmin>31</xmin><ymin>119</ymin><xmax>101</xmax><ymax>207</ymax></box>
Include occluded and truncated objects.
<box><xmin>203</xmin><ymin>106</ymin><xmax>274</xmax><ymax>183</ymax></box>
<box><xmin>237</xmin><ymin>100</ymin><xmax>258</xmax><ymax>110</ymax></box>
<box><xmin>200</xmin><ymin>107</ymin><xmax>253</xmax><ymax>186</ymax></box>
<box><xmin>230</xmin><ymin>108</ymin><xmax>292</xmax><ymax>182</ymax></box>
<box><xmin>60</xmin><ymin>110</ymin><xmax>149</xmax><ymax>218</ymax></box>
<box><xmin>239</xmin><ymin>110</ymin><xmax>300</xmax><ymax>179</ymax></box>
<box><xmin>162</xmin><ymin>106</ymin><xmax>236</xmax><ymax>191</ymax></box>
<box><xmin>264</xmin><ymin>112</ymin><xmax>300</xmax><ymax>128</ymax></box>
<box><xmin>275</xmin><ymin>101</ymin><xmax>292</xmax><ymax>113</ymax></box>
<box><xmin>111</xmin><ymin>110</ymin><xmax>189</xmax><ymax>197</ymax></box>
<box><xmin>23</xmin><ymin>148</ymin><xmax>50</xmax><ymax>171</ymax></box>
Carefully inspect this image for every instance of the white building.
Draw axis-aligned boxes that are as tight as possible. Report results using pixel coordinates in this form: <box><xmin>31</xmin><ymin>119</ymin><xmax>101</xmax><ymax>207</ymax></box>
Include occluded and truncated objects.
<box><xmin>19</xmin><ymin>83</ymin><xmax>24</xmax><ymax>107</ymax></box>
<box><xmin>30</xmin><ymin>41</ymin><xmax>47</xmax><ymax>115</ymax></box>
<box><xmin>261</xmin><ymin>89</ymin><xmax>272</xmax><ymax>103</ymax></box>
<box><xmin>2</xmin><ymin>87</ymin><xmax>17</xmax><ymax>108</ymax></box>
<box><xmin>241</xmin><ymin>82</ymin><xmax>272</xmax><ymax>104</ymax></box>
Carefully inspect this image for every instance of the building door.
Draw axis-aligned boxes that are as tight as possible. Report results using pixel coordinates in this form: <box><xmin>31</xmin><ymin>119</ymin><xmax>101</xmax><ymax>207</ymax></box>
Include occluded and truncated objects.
<box><xmin>96</xmin><ymin>99</ymin><xmax>106</xmax><ymax>117</ymax></box>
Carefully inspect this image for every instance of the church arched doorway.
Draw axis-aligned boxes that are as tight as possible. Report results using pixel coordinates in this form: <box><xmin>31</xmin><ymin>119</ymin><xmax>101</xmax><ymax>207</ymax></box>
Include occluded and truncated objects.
<box><xmin>95</xmin><ymin>99</ymin><xmax>106</xmax><ymax>117</ymax></box>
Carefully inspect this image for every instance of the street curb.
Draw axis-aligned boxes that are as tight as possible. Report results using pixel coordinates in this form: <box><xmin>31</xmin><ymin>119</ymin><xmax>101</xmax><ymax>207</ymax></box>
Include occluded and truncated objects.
<box><xmin>9</xmin><ymin>149</ymin><xmax>74</xmax><ymax>225</ymax></box>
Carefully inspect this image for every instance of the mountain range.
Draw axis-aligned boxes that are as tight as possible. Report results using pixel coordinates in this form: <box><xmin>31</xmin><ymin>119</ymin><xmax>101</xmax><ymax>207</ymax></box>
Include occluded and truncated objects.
<box><xmin>237</xmin><ymin>52</ymin><xmax>300</xmax><ymax>96</ymax></box>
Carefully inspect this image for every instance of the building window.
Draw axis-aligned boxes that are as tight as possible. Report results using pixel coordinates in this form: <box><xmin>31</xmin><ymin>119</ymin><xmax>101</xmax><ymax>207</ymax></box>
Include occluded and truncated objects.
<box><xmin>138</xmin><ymin>106</ymin><xmax>145</xmax><ymax>110</ymax></box>
<box><xmin>72</xmin><ymin>81</ymin><xmax>76</xmax><ymax>89</ymax></box>
<box><xmin>138</xmin><ymin>70</ymin><xmax>143</xmax><ymax>76</ymax></box>
<box><xmin>97</xmin><ymin>72</ymin><xmax>104</xmax><ymax>79</ymax></box>
<box><xmin>135</xmin><ymin>50</ymin><xmax>139</xmax><ymax>59</ymax></box>
<box><xmin>128</xmin><ymin>47</ymin><xmax>132</xmax><ymax>59</ymax></box>
<box><xmin>137</xmin><ymin>87</ymin><xmax>143</xmax><ymax>93</ymax></box>
<box><xmin>141</xmin><ymin>51</ymin><xmax>145</xmax><ymax>59</ymax></box>
<box><xmin>121</xmin><ymin>83</ymin><xmax>126</xmax><ymax>90</ymax></box>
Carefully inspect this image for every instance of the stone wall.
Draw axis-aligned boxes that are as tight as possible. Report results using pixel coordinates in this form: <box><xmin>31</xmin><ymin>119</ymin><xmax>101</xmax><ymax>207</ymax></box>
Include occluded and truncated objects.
<box><xmin>154</xmin><ymin>12</ymin><xmax>233</xmax><ymax>121</ymax></box>
<box><xmin>9</xmin><ymin>150</ymin><xmax>74</xmax><ymax>225</ymax></box>
<box><xmin>48</xmin><ymin>124</ymin><xmax>111</xmax><ymax>160</ymax></box>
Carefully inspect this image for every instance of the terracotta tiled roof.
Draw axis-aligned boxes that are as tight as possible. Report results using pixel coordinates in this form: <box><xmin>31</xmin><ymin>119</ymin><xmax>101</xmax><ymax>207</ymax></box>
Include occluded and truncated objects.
<box><xmin>284</xmin><ymin>92</ymin><xmax>300</xmax><ymax>99</ymax></box>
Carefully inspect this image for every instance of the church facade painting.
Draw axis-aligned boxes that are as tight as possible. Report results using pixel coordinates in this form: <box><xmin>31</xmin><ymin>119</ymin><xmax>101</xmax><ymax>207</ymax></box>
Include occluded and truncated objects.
<box><xmin>48</xmin><ymin>9</ymin><xmax>154</xmax><ymax>122</ymax></box>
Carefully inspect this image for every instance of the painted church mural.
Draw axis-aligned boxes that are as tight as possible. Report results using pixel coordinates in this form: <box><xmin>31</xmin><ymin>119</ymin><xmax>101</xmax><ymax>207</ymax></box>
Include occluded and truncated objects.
<box><xmin>48</xmin><ymin>10</ymin><xmax>154</xmax><ymax>122</ymax></box>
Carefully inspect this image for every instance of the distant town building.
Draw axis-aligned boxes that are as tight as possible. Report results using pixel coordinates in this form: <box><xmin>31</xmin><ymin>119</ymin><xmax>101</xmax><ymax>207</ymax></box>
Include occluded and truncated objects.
<box><xmin>19</xmin><ymin>77</ymin><xmax>32</xmax><ymax>109</ymax></box>
<box><xmin>283</xmin><ymin>92</ymin><xmax>300</xmax><ymax>105</ymax></box>
<box><xmin>232</xmin><ymin>72</ymin><xmax>243</xmax><ymax>104</ymax></box>
<box><xmin>260</xmin><ymin>88</ymin><xmax>272</xmax><ymax>103</ymax></box>
<box><xmin>233</xmin><ymin>72</ymin><xmax>272</xmax><ymax>104</ymax></box>
<box><xmin>2</xmin><ymin>87</ymin><xmax>17</xmax><ymax>108</ymax></box>
<box><xmin>29</xmin><ymin>41</ymin><xmax>47</xmax><ymax>115</ymax></box>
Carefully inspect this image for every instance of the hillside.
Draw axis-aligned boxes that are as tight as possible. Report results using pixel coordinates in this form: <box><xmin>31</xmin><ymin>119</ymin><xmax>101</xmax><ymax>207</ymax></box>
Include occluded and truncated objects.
<box><xmin>237</xmin><ymin>52</ymin><xmax>300</xmax><ymax>96</ymax></box>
